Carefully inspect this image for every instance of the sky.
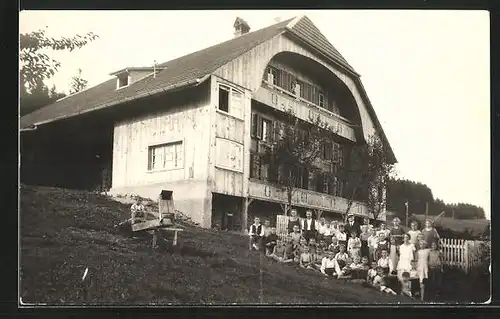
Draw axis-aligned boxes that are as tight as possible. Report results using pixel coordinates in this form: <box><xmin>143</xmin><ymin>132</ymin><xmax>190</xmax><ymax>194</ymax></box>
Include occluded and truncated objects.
<box><xmin>19</xmin><ymin>10</ymin><xmax>491</xmax><ymax>219</ymax></box>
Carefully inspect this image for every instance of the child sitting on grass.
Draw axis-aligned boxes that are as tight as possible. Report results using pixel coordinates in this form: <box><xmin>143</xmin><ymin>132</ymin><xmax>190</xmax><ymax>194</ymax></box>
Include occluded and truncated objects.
<box><xmin>320</xmin><ymin>250</ymin><xmax>337</xmax><ymax>277</ymax></box>
<box><xmin>264</xmin><ymin>227</ymin><xmax>279</xmax><ymax>256</ymax></box>
<box><xmin>328</xmin><ymin>236</ymin><xmax>340</xmax><ymax>254</ymax></box>
<box><xmin>309</xmin><ymin>238</ymin><xmax>318</xmax><ymax>254</ymax></box>
<box><xmin>313</xmin><ymin>246</ymin><xmax>326</xmax><ymax>271</ymax></box>
<box><xmin>377</xmin><ymin>249</ymin><xmax>391</xmax><ymax>275</ymax></box>
<box><xmin>290</xmin><ymin>225</ymin><xmax>302</xmax><ymax>247</ymax></box>
<box><xmin>299</xmin><ymin>246</ymin><xmax>315</xmax><ymax>270</ymax></box>
<box><xmin>372</xmin><ymin>267</ymin><xmax>397</xmax><ymax>295</ymax></box>
<box><xmin>318</xmin><ymin>239</ymin><xmax>327</xmax><ymax>252</ymax></box>
<box><xmin>375</xmin><ymin>232</ymin><xmax>389</xmax><ymax>261</ymax></box>
<box><xmin>294</xmin><ymin>237</ymin><xmax>308</xmax><ymax>263</ymax></box>
<box><xmin>367</xmin><ymin>261</ymin><xmax>378</xmax><ymax>284</ymax></box>
<box><xmin>400</xmin><ymin>271</ymin><xmax>413</xmax><ymax>298</ymax></box>
<box><xmin>282</xmin><ymin>235</ymin><xmax>295</xmax><ymax>263</ymax></box>
<box><xmin>270</xmin><ymin>238</ymin><xmax>286</xmax><ymax>261</ymax></box>
<box><xmin>348</xmin><ymin>255</ymin><xmax>365</xmax><ymax>282</ymax></box>
<box><xmin>360</xmin><ymin>256</ymin><xmax>370</xmax><ymax>280</ymax></box>
<box><xmin>334</xmin><ymin>245</ymin><xmax>351</xmax><ymax>278</ymax></box>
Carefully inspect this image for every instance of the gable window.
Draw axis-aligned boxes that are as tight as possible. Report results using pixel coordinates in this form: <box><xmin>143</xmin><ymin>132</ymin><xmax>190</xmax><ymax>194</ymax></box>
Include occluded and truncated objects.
<box><xmin>218</xmin><ymin>84</ymin><xmax>244</xmax><ymax>119</ymax></box>
<box><xmin>148</xmin><ymin>141</ymin><xmax>184</xmax><ymax>171</ymax></box>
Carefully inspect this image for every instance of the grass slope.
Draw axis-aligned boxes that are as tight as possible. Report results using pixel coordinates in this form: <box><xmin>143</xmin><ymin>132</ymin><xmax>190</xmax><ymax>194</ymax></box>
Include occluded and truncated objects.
<box><xmin>20</xmin><ymin>185</ymin><xmax>415</xmax><ymax>305</ymax></box>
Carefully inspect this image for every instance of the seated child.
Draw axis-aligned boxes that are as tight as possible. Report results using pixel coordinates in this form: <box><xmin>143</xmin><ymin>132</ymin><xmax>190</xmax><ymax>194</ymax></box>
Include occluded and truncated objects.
<box><xmin>321</xmin><ymin>250</ymin><xmax>337</xmax><ymax>277</ymax></box>
<box><xmin>294</xmin><ymin>237</ymin><xmax>308</xmax><ymax>263</ymax></box>
<box><xmin>367</xmin><ymin>261</ymin><xmax>378</xmax><ymax>284</ymax></box>
<box><xmin>377</xmin><ymin>249</ymin><xmax>391</xmax><ymax>275</ymax></box>
<box><xmin>290</xmin><ymin>225</ymin><xmax>302</xmax><ymax>246</ymax></box>
<box><xmin>318</xmin><ymin>239</ymin><xmax>327</xmax><ymax>252</ymax></box>
<box><xmin>375</xmin><ymin>232</ymin><xmax>389</xmax><ymax>261</ymax></box>
<box><xmin>359</xmin><ymin>256</ymin><xmax>370</xmax><ymax>281</ymax></box>
<box><xmin>299</xmin><ymin>246</ymin><xmax>315</xmax><ymax>270</ymax></box>
<box><xmin>282</xmin><ymin>235</ymin><xmax>295</xmax><ymax>263</ymax></box>
<box><xmin>334</xmin><ymin>244</ymin><xmax>350</xmax><ymax>277</ymax></box>
<box><xmin>309</xmin><ymin>238</ymin><xmax>318</xmax><ymax>254</ymax></box>
<box><xmin>263</xmin><ymin>227</ymin><xmax>279</xmax><ymax>256</ymax></box>
<box><xmin>372</xmin><ymin>267</ymin><xmax>397</xmax><ymax>295</ymax></box>
<box><xmin>328</xmin><ymin>237</ymin><xmax>340</xmax><ymax>254</ymax></box>
<box><xmin>270</xmin><ymin>238</ymin><xmax>285</xmax><ymax>260</ymax></box>
<box><xmin>348</xmin><ymin>255</ymin><xmax>365</xmax><ymax>281</ymax></box>
<box><xmin>400</xmin><ymin>271</ymin><xmax>413</xmax><ymax>297</ymax></box>
<box><xmin>313</xmin><ymin>246</ymin><xmax>327</xmax><ymax>270</ymax></box>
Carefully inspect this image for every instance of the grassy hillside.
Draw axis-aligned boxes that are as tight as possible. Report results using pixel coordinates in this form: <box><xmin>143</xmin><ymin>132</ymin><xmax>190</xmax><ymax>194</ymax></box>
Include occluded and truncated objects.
<box><xmin>412</xmin><ymin>214</ymin><xmax>489</xmax><ymax>237</ymax></box>
<box><xmin>20</xmin><ymin>185</ymin><xmax>415</xmax><ymax>305</ymax></box>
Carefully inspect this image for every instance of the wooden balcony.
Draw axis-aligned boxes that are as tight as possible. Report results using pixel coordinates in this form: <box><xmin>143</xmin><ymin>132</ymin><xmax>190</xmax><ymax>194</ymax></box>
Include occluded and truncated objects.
<box><xmin>253</xmin><ymin>82</ymin><xmax>357</xmax><ymax>142</ymax></box>
<box><xmin>248</xmin><ymin>179</ymin><xmax>386</xmax><ymax>221</ymax></box>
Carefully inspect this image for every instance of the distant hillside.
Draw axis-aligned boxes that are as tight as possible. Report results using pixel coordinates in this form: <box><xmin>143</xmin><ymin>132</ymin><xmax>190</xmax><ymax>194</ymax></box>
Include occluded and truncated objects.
<box><xmin>412</xmin><ymin>214</ymin><xmax>489</xmax><ymax>237</ymax></box>
<box><xmin>20</xmin><ymin>185</ymin><xmax>410</xmax><ymax>305</ymax></box>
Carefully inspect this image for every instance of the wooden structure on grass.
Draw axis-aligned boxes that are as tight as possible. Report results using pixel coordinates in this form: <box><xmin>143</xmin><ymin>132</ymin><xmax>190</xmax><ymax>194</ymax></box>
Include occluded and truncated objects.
<box><xmin>132</xmin><ymin>190</ymin><xmax>183</xmax><ymax>246</ymax></box>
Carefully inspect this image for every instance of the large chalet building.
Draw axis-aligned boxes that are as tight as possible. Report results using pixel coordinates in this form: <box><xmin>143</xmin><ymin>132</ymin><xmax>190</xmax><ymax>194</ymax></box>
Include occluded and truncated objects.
<box><xmin>20</xmin><ymin>15</ymin><xmax>396</xmax><ymax>230</ymax></box>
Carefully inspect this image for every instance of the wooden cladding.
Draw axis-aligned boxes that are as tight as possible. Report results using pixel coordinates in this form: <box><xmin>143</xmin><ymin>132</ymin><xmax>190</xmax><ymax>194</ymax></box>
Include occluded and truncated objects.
<box><xmin>265</xmin><ymin>65</ymin><xmax>335</xmax><ymax>113</ymax></box>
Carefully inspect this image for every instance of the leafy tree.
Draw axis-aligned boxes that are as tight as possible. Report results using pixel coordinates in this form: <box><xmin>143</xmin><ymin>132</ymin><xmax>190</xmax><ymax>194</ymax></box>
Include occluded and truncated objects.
<box><xmin>334</xmin><ymin>134</ymin><xmax>395</xmax><ymax>222</ymax></box>
<box><xmin>20</xmin><ymin>83</ymin><xmax>66</xmax><ymax>117</ymax></box>
<box><xmin>20</xmin><ymin>28</ymin><xmax>98</xmax><ymax>95</ymax></box>
<box><xmin>270</xmin><ymin>109</ymin><xmax>333</xmax><ymax>215</ymax></box>
<box><xmin>69</xmin><ymin>68</ymin><xmax>88</xmax><ymax>94</ymax></box>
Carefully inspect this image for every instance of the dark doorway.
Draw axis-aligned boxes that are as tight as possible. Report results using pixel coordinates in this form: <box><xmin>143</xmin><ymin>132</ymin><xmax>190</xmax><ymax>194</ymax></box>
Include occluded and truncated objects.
<box><xmin>211</xmin><ymin>193</ymin><xmax>243</xmax><ymax>231</ymax></box>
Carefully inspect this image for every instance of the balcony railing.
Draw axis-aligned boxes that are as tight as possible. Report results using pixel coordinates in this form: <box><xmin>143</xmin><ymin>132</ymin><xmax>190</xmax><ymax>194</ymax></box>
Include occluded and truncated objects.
<box><xmin>254</xmin><ymin>82</ymin><xmax>357</xmax><ymax>142</ymax></box>
<box><xmin>248</xmin><ymin>179</ymin><xmax>386</xmax><ymax>221</ymax></box>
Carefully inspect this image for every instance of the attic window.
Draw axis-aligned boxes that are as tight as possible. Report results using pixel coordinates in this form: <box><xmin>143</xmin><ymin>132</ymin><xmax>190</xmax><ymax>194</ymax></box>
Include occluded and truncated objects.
<box><xmin>117</xmin><ymin>74</ymin><xmax>130</xmax><ymax>89</ymax></box>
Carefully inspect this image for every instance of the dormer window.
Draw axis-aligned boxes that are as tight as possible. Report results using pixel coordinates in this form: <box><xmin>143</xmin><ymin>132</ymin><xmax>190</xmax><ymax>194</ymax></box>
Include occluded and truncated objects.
<box><xmin>117</xmin><ymin>74</ymin><xmax>130</xmax><ymax>89</ymax></box>
<box><xmin>110</xmin><ymin>66</ymin><xmax>164</xmax><ymax>90</ymax></box>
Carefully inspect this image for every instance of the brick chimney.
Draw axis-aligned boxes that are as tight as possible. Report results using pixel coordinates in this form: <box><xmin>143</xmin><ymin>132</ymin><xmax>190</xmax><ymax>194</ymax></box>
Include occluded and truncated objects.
<box><xmin>233</xmin><ymin>17</ymin><xmax>250</xmax><ymax>37</ymax></box>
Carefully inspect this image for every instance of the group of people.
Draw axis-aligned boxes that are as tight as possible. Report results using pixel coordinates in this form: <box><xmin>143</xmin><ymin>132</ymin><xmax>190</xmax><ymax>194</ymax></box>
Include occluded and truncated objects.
<box><xmin>248</xmin><ymin>209</ymin><xmax>444</xmax><ymax>301</ymax></box>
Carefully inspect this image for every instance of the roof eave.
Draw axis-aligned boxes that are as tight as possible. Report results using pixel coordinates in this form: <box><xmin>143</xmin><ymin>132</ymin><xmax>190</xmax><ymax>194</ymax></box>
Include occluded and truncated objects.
<box><xmin>21</xmin><ymin>74</ymin><xmax>211</xmax><ymax>130</ymax></box>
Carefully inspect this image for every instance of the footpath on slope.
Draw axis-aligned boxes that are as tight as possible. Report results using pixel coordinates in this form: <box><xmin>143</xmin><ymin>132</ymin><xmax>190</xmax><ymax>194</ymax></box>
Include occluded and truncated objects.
<box><xmin>20</xmin><ymin>185</ymin><xmax>410</xmax><ymax>305</ymax></box>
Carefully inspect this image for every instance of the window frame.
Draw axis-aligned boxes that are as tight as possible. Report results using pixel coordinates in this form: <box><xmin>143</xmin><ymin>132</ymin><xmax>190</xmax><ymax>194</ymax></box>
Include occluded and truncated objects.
<box><xmin>217</xmin><ymin>83</ymin><xmax>244</xmax><ymax>119</ymax></box>
<box><xmin>147</xmin><ymin>140</ymin><xmax>184</xmax><ymax>172</ymax></box>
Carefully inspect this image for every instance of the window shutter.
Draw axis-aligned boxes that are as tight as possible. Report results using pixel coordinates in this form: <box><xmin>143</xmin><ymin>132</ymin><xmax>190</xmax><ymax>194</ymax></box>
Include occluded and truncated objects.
<box><xmin>251</xmin><ymin>113</ymin><xmax>258</xmax><ymax>138</ymax></box>
<box><xmin>148</xmin><ymin>147</ymin><xmax>153</xmax><ymax>171</ymax></box>
<box><xmin>256</xmin><ymin>115</ymin><xmax>263</xmax><ymax>139</ymax></box>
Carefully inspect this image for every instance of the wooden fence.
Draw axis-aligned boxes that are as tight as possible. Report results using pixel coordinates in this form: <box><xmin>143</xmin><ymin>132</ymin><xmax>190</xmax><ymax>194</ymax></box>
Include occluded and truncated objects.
<box><xmin>276</xmin><ymin>215</ymin><xmax>487</xmax><ymax>273</ymax></box>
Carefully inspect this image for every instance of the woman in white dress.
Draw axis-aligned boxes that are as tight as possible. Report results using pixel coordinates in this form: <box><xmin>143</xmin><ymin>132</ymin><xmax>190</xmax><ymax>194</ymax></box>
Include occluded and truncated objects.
<box><xmin>416</xmin><ymin>238</ymin><xmax>430</xmax><ymax>300</ymax></box>
<box><xmin>397</xmin><ymin>233</ymin><xmax>416</xmax><ymax>281</ymax></box>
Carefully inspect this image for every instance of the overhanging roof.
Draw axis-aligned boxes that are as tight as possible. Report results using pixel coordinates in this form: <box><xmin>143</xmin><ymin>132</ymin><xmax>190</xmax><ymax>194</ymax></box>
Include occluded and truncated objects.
<box><xmin>19</xmin><ymin>15</ymin><xmax>395</xmax><ymax>162</ymax></box>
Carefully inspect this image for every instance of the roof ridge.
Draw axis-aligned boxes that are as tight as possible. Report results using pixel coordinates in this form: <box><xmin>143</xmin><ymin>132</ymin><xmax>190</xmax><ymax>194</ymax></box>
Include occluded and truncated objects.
<box><xmin>155</xmin><ymin>17</ymin><xmax>294</xmax><ymax>71</ymax></box>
